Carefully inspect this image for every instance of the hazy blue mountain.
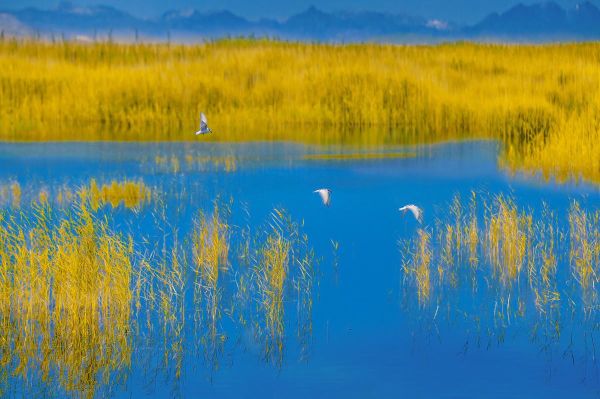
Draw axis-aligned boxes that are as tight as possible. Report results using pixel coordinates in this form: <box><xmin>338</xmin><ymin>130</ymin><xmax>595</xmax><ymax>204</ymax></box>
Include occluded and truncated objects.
<box><xmin>0</xmin><ymin>13</ymin><xmax>32</xmax><ymax>36</ymax></box>
<box><xmin>283</xmin><ymin>6</ymin><xmax>440</xmax><ymax>39</ymax></box>
<box><xmin>8</xmin><ymin>1</ymin><xmax>155</xmax><ymax>33</ymax></box>
<box><xmin>159</xmin><ymin>6</ymin><xmax>446</xmax><ymax>40</ymax></box>
<box><xmin>1</xmin><ymin>1</ymin><xmax>600</xmax><ymax>42</ymax></box>
<box><xmin>467</xmin><ymin>1</ymin><xmax>600</xmax><ymax>38</ymax></box>
<box><xmin>162</xmin><ymin>9</ymin><xmax>252</xmax><ymax>31</ymax></box>
<box><xmin>0</xmin><ymin>2</ymin><xmax>451</xmax><ymax>41</ymax></box>
<box><xmin>567</xmin><ymin>1</ymin><xmax>600</xmax><ymax>35</ymax></box>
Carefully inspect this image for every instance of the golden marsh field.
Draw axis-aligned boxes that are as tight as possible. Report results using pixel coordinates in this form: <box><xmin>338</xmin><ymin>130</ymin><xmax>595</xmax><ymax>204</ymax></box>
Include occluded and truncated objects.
<box><xmin>0</xmin><ymin>39</ymin><xmax>599</xmax><ymax>184</ymax></box>
<box><xmin>0</xmin><ymin>33</ymin><xmax>600</xmax><ymax>397</ymax></box>
<box><xmin>0</xmin><ymin>175</ymin><xmax>315</xmax><ymax>397</ymax></box>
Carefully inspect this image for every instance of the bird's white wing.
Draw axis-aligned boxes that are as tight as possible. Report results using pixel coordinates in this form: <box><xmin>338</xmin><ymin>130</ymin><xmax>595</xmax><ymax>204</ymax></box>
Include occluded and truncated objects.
<box><xmin>399</xmin><ymin>204</ymin><xmax>423</xmax><ymax>223</ymax></box>
<box><xmin>199</xmin><ymin>112</ymin><xmax>208</xmax><ymax>131</ymax></box>
<box><xmin>409</xmin><ymin>206</ymin><xmax>423</xmax><ymax>223</ymax></box>
<box><xmin>314</xmin><ymin>189</ymin><xmax>331</xmax><ymax>206</ymax></box>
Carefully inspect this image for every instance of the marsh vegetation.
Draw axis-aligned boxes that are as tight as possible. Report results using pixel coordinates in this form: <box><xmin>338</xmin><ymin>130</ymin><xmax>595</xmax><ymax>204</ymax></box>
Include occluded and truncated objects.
<box><xmin>0</xmin><ymin>39</ymin><xmax>599</xmax><ymax>184</ymax></box>
<box><xmin>400</xmin><ymin>194</ymin><xmax>600</xmax><ymax>363</ymax></box>
<box><xmin>0</xmin><ymin>176</ymin><xmax>316</xmax><ymax>398</ymax></box>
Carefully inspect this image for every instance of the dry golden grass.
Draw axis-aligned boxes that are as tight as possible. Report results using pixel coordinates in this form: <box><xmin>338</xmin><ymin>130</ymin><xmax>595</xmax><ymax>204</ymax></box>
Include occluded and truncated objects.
<box><xmin>192</xmin><ymin>201</ymin><xmax>230</xmax><ymax>360</ymax></box>
<box><xmin>82</xmin><ymin>179</ymin><xmax>152</xmax><ymax>210</ymax></box>
<box><xmin>401</xmin><ymin>195</ymin><xmax>598</xmax><ymax>318</ymax></box>
<box><xmin>1</xmin><ymin>39</ymin><xmax>599</xmax><ymax>183</ymax></box>
<box><xmin>0</xmin><ymin>193</ymin><xmax>316</xmax><ymax>395</ymax></box>
<box><xmin>0</xmin><ymin>204</ymin><xmax>133</xmax><ymax>397</ymax></box>
<box><xmin>569</xmin><ymin>201</ymin><xmax>600</xmax><ymax>290</ymax></box>
<box><xmin>400</xmin><ymin>194</ymin><xmax>600</xmax><ymax>353</ymax></box>
<box><xmin>251</xmin><ymin>209</ymin><xmax>314</xmax><ymax>363</ymax></box>
<box><xmin>0</xmin><ymin>179</ymin><xmax>153</xmax><ymax>210</ymax></box>
<box><xmin>484</xmin><ymin>197</ymin><xmax>532</xmax><ymax>283</ymax></box>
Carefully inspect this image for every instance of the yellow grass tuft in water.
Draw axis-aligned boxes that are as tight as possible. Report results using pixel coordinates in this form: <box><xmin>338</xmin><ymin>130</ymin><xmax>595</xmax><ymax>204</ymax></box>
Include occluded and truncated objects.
<box><xmin>569</xmin><ymin>201</ymin><xmax>600</xmax><ymax>290</ymax></box>
<box><xmin>80</xmin><ymin>179</ymin><xmax>152</xmax><ymax>210</ymax></box>
<box><xmin>249</xmin><ymin>209</ymin><xmax>315</xmax><ymax>363</ymax></box>
<box><xmin>401</xmin><ymin>194</ymin><xmax>597</xmax><ymax>323</ymax></box>
<box><xmin>0</xmin><ymin>204</ymin><xmax>133</xmax><ymax>397</ymax></box>
<box><xmin>10</xmin><ymin>182</ymin><xmax>21</xmax><ymax>208</ymax></box>
<box><xmin>192</xmin><ymin>201</ymin><xmax>230</xmax><ymax>354</ymax></box>
<box><xmin>484</xmin><ymin>196</ymin><xmax>532</xmax><ymax>283</ymax></box>
<box><xmin>402</xmin><ymin>228</ymin><xmax>432</xmax><ymax>305</ymax></box>
<box><xmin>0</xmin><ymin>192</ymin><xmax>317</xmax><ymax>395</ymax></box>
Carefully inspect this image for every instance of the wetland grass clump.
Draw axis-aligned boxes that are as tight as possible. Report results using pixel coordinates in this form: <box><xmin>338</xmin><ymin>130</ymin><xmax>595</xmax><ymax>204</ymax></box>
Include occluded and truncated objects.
<box><xmin>0</xmin><ymin>203</ymin><xmax>134</xmax><ymax>397</ymax></box>
<box><xmin>192</xmin><ymin>202</ymin><xmax>231</xmax><ymax>363</ymax></box>
<box><xmin>503</xmin><ymin>111</ymin><xmax>600</xmax><ymax>184</ymax></box>
<box><xmin>0</xmin><ymin>178</ymin><xmax>154</xmax><ymax>210</ymax></box>
<box><xmin>402</xmin><ymin>229</ymin><xmax>432</xmax><ymax>306</ymax></box>
<box><xmin>84</xmin><ymin>179</ymin><xmax>153</xmax><ymax>210</ymax></box>
<box><xmin>568</xmin><ymin>201</ymin><xmax>600</xmax><ymax>291</ymax></box>
<box><xmin>531</xmin><ymin>205</ymin><xmax>560</xmax><ymax>318</ymax></box>
<box><xmin>400</xmin><ymin>194</ymin><xmax>597</xmax><ymax>351</ymax></box>
<box><xmin>251</xmin><ymin>209</ymin><xmax>315</xmax><ymax>363</ymax></box>
<box><xmin>10</xmin><ymin>182</ymin><xmax>21</xmax><ymax>208</ymax></box>
<box><xmin>484</xmin><ymin>197</ymin><xmax>532</xmax><ymax>283</ymax></box>
<box><xmin>0</xmin><ymin>185</ymin><xmax>318</xmax><ymax>395</ymax></box>
<box><xmin>257</xmin><ymin>228</ymin><xmax>291</xmax><ymax>349</ymax></box>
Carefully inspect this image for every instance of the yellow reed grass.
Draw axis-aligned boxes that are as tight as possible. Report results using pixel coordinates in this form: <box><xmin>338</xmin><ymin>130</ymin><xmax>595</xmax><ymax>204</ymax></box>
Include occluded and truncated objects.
<box><xmin>402</xmin><ymin>228</ymin><xmax>432</xmax><ymax>305</ymax></box>
<box><xmin>250</xmin><ymin>209</ymin><xmax>314</xmax><ymax>363</ymax></box>
<box><xmin>259</xmin><ymin>233</ymin><xmax>291</xmax><ymax>341</ymax></box>
<box><xmin>484</xmin><ymin>197</ymin><xmax>532</xmax><ymax>283</ymax></box>
<box><xmin>1</xmin><ymin>39</ymin><xmax>599</xmax><ymax>183</ymax></box>
<box><xmin>81</xmin><ymin>178</ymin><xmax>152</xmax><ymax>210</ymax></box>
<box><xmin>192</xmin><ymin>202</ymin><xmax>230</xmax><ymax>341</ymax></box>
<box><xmin>401</xmin><ymin>194</ymin><xmax>597</xmax><ymax>321</ymax></box>
<box><xmin>10</xmin><ymin>182</ymin><xmax>21</xmax><ymax>208</ymax></box>
<box><xmin>0</xmin><ymin>204</ymin><xmax>133</xmax><ymax>397</ymax></box>
<box><xmin>569</xmin><ymin>201</ymin><xmax>600</xmax><ymax>290</ymax></box>
<box><xmin>0</xmin><ymin>191</ymin><xmax>317</xmax><ymax>395</ymax></box>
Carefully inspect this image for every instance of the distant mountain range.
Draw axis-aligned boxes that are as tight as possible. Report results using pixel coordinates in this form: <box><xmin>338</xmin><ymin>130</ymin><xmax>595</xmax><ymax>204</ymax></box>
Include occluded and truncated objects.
<box><xmin>2</xmin><ymin>1</ymin><xmax>600</xmax><ymax>42</ymax></box>
<box><xmin>468</xmin><ymin>1</ymin><xmax>600</xmax><ymax>38</ymax></box>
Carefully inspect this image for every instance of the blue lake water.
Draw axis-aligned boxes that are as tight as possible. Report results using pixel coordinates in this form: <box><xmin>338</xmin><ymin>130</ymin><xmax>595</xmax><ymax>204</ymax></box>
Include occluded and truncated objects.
<box><xmin>0</xmin><ymin>141</ymin><xmax>599</xmax><ymax>398</ymax></box>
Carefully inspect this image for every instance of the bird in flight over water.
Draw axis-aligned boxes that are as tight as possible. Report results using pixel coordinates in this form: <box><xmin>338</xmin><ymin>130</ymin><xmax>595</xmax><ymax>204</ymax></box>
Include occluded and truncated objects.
<box><xmin>399</xmin><ymin>204</ymin><xmax>423</xmax><ymax>224</ymax></box>
<box><xmin>314</xmin><ymin>188</ymin><xmax>332</xmax><ymax>206</ymax></box>
<box><xmin>195</xmin><ymin>112</ymin><xmax>212</xmax><ymax>135</ymax></box>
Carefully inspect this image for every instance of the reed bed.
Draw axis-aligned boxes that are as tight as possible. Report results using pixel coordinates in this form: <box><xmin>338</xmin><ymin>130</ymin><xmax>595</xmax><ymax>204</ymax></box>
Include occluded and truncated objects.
<box><xmin>250</xmin><ymin>209</ymin><xmax>315</xmax><ymax>363</ymax></box>
<box><xmin>78</xmin><ymin>179</ymin><xmax>153</xmax><ymax>210</ymax></box>
<box><xmin>1</xmin><ymin>39</ymin><xmax>599</xmax><ymax>183</ymax></box>
<box><xmin>0</xmin><ymin>179</ymin><xmax>153</xmax><ymax>210</ymax></box>
<box><xmin>402</xmin><ymin>229</ymin><xmax>431</xmax><ymax>306</ymax></box>
<box><xmin>401</xmin><ymin>194</ymin><xmax>598</xmax><ymax>347</ymax></box>
<box><xmin>0</xmin><ymin>190</ymin><xmax>317</xmax><ymax>396</ymax></box>
<box><xmin>192</xmin><ymin>202</ymin><xmax>230</xmax><ymax>366</ymax></box>
<box><xmin>0</xmin><ymin>203</ymin><xmax>133</xmax><ymax>398</ymax></box>
<box><xmin>569</xmin><ymin>201</ymin><xmax>600</xmax><ymax>291</ymax></box>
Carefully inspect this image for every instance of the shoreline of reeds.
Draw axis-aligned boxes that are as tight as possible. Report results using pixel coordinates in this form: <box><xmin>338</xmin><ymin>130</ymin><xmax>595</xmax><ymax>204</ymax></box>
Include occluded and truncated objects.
<box><xmin>1</xmin><ymin>38</ymin><xmax>599</xmax><ymax>183</ymax></box>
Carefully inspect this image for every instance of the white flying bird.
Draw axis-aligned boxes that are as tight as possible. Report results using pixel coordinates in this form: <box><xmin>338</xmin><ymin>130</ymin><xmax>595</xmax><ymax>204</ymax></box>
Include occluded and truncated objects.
<box><xmin>195</xmin><ymin>112</ymin><xmax>212</xmax><ymax>135</ymax></box>
<box><xmin>314</xmin><ymin>188</ymin><xmax>332</xmax><ymax>206</ymax></box>
<box><xmin>399</xmin><ymin>204</ymin><xmax>423</xmax><ymax>224</ymax></box>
